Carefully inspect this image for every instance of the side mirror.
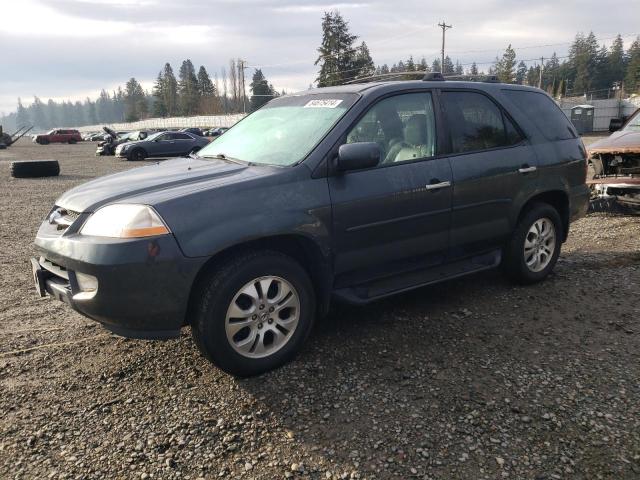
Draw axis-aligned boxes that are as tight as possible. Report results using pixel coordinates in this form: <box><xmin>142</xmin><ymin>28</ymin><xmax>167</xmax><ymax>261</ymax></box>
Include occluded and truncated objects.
<box><xmin>609</xmin><ymin>118</ymin><xmax>623</xmax><ymax>132</ymax></box>
<box><xmin>337</xmin><ymin>142</ymin><xmax>380</xmax><ymax>171</ymax></box>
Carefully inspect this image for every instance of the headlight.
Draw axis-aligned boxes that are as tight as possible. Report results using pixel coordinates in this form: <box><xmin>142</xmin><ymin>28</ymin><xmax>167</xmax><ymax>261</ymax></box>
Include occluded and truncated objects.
<box><xmin>80</xmin><ymin>204</ymin><xmax>170</xmax><ymax>238</ymax></box>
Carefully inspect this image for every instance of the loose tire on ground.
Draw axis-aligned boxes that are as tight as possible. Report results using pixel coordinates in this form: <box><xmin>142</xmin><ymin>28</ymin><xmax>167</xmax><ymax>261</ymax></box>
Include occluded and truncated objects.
<box><xmin>191</xmin><ymin>250</ymin><xmax>316</xmax><ymax>377</ymax></box>
<box><xmin>502</xmin><ymin>202</ymin><xmax>562</xmax><ymax>284</ymax></box>
<box><xmin>10</xmin><ymin>160</ymin><xmax>60</xmax><ymax>178</ymax></box>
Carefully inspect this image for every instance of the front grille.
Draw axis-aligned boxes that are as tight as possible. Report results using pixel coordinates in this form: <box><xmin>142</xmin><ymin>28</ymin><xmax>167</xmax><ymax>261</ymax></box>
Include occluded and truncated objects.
<box><xmin>48</xmin><ymin>207</ymin><xmax>80</xmax><ymax>232</ymax></box>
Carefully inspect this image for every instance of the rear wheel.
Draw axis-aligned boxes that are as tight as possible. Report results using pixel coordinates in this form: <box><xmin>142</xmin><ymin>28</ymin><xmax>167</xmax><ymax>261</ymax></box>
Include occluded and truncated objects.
<box><xmin>68</xmin><ymin>139</ymin><xmax>77</xmax><ymax>144</ymax></box>
<box><xmin>191</xmin><ymin>250</ymin><xmax>316</xmax><ymax>377</ymax></box>
<box><xmin>40</xmin><ymin>138</ymin><xmax>49</xmax><ymax>145</ymax></box>
<box><xmin>503</xmin><ymin>203</ymin><xmax>562</xmax><ymax>284</ymax></box>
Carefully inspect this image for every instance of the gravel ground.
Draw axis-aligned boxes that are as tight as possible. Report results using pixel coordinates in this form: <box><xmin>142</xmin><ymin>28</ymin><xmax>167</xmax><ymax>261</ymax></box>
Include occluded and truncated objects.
<box><xmin>1</xmin><ymin>138</ymin><xmax>639</xmax><ymax>480</ymax></box>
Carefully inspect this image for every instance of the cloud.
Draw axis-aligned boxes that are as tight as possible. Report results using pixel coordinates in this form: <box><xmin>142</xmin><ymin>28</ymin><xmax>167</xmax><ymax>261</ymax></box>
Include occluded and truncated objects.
<box><xmin>1</xmin><ymin>0</ymin><xmax>639</xmax><ymax>113</ymax></box>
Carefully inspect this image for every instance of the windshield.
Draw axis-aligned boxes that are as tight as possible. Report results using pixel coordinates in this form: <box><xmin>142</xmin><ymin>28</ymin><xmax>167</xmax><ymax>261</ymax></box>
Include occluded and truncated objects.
<box><xmin>198</xmin><ymin>93</ymin><xmax>358</xmax><ymax>166</ymax></box>
<box><xmin>623</xmin><ymin>111</ymin><xmax>640</xmax><ymax>131</ymax></box>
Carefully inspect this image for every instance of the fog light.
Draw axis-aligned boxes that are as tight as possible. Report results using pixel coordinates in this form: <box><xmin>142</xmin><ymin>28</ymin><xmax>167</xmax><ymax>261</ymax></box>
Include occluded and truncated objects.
<box><xmin>76</xmin><ymin>272</ymin><xmax>98</xmax><ymax>292</ymax></box>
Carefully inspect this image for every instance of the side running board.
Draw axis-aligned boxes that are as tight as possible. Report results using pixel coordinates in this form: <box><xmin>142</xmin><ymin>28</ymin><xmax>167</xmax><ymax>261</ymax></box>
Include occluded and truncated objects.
<box><xmin>333</xmin><ymin>249</ymin><xmax>501</xmax><ymax>304</ymax></box>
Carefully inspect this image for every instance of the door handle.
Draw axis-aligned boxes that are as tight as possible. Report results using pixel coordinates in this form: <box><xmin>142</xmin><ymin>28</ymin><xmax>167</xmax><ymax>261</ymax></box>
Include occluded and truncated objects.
<box><xmin>425</xmin><ymin>181</ymin><xmax>451</xmax><ymax>191</ymax></box>
<box><xmin>518</xmin><ymin>166</ymin><xmax>537</xmax><ymax>173</ymax></box>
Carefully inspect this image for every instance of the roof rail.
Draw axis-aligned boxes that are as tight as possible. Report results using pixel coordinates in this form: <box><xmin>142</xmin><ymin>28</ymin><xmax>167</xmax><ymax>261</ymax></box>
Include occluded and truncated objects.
<box><xmin>423</xmin><ymin>72</ymin><xmax>444</xmax><ymax>81</ymax></box>
<box><xmin>342</xmin><ymin>71</ymin><xmax>427</xmax><ymax>85</ymax></box>
<box><xmin>341</xmin><ymin>71</ymin><xmax>504</xmax><ymax>85</ymax></box>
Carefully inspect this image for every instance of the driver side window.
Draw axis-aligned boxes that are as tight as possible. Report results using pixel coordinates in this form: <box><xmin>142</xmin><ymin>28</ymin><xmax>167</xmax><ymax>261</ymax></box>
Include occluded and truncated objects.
<box><xmin>346</xmin><ymin>92</ymin><xmax>436</xmax><ymax>165</ymax></box>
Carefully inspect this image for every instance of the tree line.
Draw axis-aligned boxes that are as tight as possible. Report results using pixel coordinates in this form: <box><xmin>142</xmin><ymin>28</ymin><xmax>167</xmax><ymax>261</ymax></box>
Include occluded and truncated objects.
<box><xmin>2</xmin><ymin>59</ymin><xmax>280</xmax><ymax>131</ymax></box>
<box><xmin>315</xmin><ymin>11</ymin><xmax>640</xmax><ymax>98</ymax></box>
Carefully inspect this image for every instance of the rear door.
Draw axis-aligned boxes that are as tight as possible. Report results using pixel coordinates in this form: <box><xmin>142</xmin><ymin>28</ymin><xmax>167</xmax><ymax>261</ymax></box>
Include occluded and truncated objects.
<box><xmin>329</xmin><ymin>91</ymin><xmax>453</xmax><ymax>287</ymax></box>
<box><xmin>172</xmin><ymin>132</ymin><xmax>195</xmax><ymax>155</ymax></box>
<box><xmin>155</xmin><ymin>132</ymin><xmax>180</xmax><ymax>156</ymax></box>
<box><xmin>440</xmin><ymin>90</ymin><xmax>538</xmax><ymax>257</ymax></box>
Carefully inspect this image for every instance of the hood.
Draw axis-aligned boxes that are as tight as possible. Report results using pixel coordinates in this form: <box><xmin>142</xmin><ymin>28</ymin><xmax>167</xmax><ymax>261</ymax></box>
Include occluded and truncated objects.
<box><xmin>56</xmin><ymin>157</ymin><xmax>252</xmax><ymax>212</ymax></box>
<box><xmin>588</xmin><ymin>130</ymin><xmax>640</xmax><ymax>154</ymax></box>
<box><xmin>102</xmin><ymin>126</ymin><xmax>117</xmax><ymax>139</ymax></box>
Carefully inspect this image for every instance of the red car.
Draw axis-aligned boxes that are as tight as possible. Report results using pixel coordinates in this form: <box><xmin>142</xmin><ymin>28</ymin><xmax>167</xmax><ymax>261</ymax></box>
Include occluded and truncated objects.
<box><xmin>33</xmin><ymin>129</ymin><xmax>82</xmax><ymax>145</ymax></box>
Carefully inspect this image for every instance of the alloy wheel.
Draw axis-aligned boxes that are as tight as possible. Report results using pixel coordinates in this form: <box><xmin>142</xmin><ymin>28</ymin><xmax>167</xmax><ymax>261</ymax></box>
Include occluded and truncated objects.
<box><xmin>225</xmin><ymin>276</ymin><xmax>300</xmax><ymax>359</ymax></box>
<box><xmin>523</xmin><ymin>217</ymin><xmax>556</xmax><ymax>272</ymax></box>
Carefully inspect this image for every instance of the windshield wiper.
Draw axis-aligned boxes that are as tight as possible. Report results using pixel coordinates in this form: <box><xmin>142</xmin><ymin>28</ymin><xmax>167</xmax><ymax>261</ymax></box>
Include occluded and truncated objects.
<box><xmin>200</xmin><ymin>153</ymin><xmax>247</xmax><ymax>165</ymax></box>
<box><xmin>204</xmin><ymin>153</ymin><xmax>259</xmax><ymax>166</ymax></box>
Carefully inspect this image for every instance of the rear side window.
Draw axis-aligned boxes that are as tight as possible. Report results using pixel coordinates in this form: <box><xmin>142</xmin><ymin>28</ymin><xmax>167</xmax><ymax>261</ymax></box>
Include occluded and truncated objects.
<box><xmin>173</xmin><ymin>133</ymin><xmax>192</xmax><ymax>140</ymax></box>
<box><xmin>442</xmin><ymin>91</ymin><xmax>523</xmax><ymax>154</ymax></box>
<box><xmin>502</xmin><ymin>90</ymin><xmax>576</xmax><ymax>141</ymax></box>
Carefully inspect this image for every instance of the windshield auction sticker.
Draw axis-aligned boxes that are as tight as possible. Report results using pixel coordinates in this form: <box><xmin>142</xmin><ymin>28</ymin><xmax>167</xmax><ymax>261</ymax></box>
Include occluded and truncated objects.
<box><xmin>304</xmin><ymin>99</ymin><xmax>343</xmax><ymax>108</ymax></box>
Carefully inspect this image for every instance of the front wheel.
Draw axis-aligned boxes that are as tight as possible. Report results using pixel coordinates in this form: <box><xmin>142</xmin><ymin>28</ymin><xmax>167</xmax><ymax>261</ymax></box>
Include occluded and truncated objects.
<box><xmin>191</xmin><ymin>251</ymin><xmax>316</xmax><ymax>377</ymax></box>
<box><xmin>503</xmin><ymin>203</ymin><xmax>562</xmax><ymax>284</ymax></box>
<box><xmin>127</xmin><ymin>148</ymin><xmax>146</xmax><ymax>161</ymax></box>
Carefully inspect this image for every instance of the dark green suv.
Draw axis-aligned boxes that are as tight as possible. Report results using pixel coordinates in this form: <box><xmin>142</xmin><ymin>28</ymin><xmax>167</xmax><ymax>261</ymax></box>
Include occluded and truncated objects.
<box><xmin>32</xmin><ymin>77</ymin><xmax>590</xmax><ymax>376</ymax></box>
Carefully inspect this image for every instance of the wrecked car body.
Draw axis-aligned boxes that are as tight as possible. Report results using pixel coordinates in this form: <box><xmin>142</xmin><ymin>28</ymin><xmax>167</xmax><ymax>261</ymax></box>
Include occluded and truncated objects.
<box><xmin>587</xmin><ymin>109</ymin><xmax>640</xmax><ymax>211</ymax></box>
<box><xmin>96</xmin><ymin>127</ymin><xmax>149</xmax><ymax>156</ymax></box>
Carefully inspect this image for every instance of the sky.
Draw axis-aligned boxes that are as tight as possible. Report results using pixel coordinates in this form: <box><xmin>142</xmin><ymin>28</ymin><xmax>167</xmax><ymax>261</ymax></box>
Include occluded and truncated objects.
<box><xmin>1</xmin><ymin>0</ymin><xmax>639</xmax><ymax>114</ymax></box>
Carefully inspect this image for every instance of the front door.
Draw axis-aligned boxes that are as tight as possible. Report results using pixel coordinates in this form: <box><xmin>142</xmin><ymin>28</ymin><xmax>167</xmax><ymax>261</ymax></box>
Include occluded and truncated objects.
<box><xmin>440</xmin><ymin>90</ymin><xmax>539</xmax><ymax>257</ymax></box>
<box><xmin>329</xmin><ymin>91</ymin><xmax>453</xmax><ymax>287</ymax></box>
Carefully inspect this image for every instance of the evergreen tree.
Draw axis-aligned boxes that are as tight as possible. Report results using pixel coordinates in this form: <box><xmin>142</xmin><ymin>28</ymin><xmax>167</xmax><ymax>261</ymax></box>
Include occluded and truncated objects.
<box><xmin>162</xmin><ymin>63</ymin><xmax>179</xmax><ymax>116</ymax></box>
<box><xmin>469</xmin><ymin>62</ymin><xmax>479</xmax><ymax>76</ymax></box>
<box><xmin>569</xmin><ymin>32</ymin><xmax>599</xmax><ymax>93</ymax></box>
<box><xmin>315</xmin><ymin>11</ymin><xmax>360</xmax><ymax>86</ymax></box>
<box><xmin>124</xmin><ymin>77</ymin><xmax>146</xmax><ymax>122</ymax></box>
<box><xmin>355</xmin><ymin>42</ymin><xmax>375</xmax><ymax>78</ymax></box>
<box><xmin>16</xmin><ymin>98</ymin><xmax>28</xmax><ymax>127</ymax></box>
<box><xmin>455</xmin><ymin>61</ymin><xmax>463</xmax><ymax>75</ymax></box>
<box><xmin>405</xmin><ymin>56</ymin><xmax>416</xmax><ymax>72</ymax></box>
<box><xmin>419</xmin><ymin>57</ymin><xmax>429</xmax><ymax>72</ymax></box>
<box><xmin>85</xmin><ymin>98</ymin><xmax>98</xmax><ymax>125</ymax></box>
<box><xmin>178</xmin><ymin>59</ymin><xmax>200</xmax><ymax>115</ymax></box>
<box><xmin>431</xmin><ymin>58</ymin><xmax>442</xmax><ymax>73</ymax></box>
<box><xmin>197</xmin><ymin>66</ymin><xmax>217</xmax><ymax>114</ymax></box>
<box><xmin>515</xmin><ymin>61</ymin><xmax>528</xmax><ymax>85</ymax></box>
<box><xmin>625</xmin><ymin>37</ymin><xmax>640</xmax><ymax>93</ymax></box>
<box><xmin>442</xmin><ymin>56</ymin><xmax>455</xmax><ymax>74</ymax></box>
<box><xmin>250</xmin><ymin>69</ymin><xmax>275</xmax><ymax>111</ymax></box>
<box><xmin>607</xmin><ymin>34</ymin><xmax>626</xmax><ymax>87</ymax></box>
<box><xmin>46</xmin><ymin>99</ymin><xmax>58</xmax><ymax>128</ymax></box>
<box><xmin>31</xmin><ymin>96</ymin><xmax>46</xmax><ymax>129</ymax></box>
<box><xmin>152</xmin><ymin>71</ymin><xmax>167</xmax><ymax>117</ymax></box>
<box><xmin>496</xmin><ymin>44</ymin><xmax>517</xmax><ymax>83</ymax></box>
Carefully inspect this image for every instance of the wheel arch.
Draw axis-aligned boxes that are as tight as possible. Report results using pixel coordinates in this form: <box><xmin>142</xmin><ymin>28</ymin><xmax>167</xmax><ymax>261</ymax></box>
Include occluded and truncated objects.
<box><xmin>185</xmin><ymin>234</ymin><xmax>332</xmax><ymax>326</ymax></box>
<box><xmin>516</xmin><ymin>190</ymin><xmax>570</xmax><ymax>241</ymax></box>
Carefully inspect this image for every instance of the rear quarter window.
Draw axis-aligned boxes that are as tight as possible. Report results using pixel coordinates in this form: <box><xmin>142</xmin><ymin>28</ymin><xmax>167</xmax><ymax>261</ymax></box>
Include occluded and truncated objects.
<box><xmin>502</xmin><ymin>90</ymin><xmax>576</xmax><ymax>141</ymax></box>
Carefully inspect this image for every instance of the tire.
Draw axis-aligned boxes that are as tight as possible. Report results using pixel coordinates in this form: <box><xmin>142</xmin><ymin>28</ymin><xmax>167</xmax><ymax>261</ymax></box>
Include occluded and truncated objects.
<box><xmin>502</xmin><ymin>203</ymin><xmax>562</xmax><ymax>284</ymax></box>
<box><xmin>10</xmin><ymin>160</ymin><xmax>60</xmax><ymax>178</ymax></box>
<box><xmin>68</xmin><ymin>139</ymin><xmax>77</xmax><ymax>144</ymax></box>
<box><xmin>127</xmin><ymin>148</ymin><xmax>146</xmax><ymax>161</ymax></box>
<box><xmin>191</xmin><ymin>250</ymin><xmax>316</xmax><ymax>377</ymax></box>
<box><xmin>40</xmin><ymin>138</ymin><xmax>49</xmax><ymax>145</ymax></box>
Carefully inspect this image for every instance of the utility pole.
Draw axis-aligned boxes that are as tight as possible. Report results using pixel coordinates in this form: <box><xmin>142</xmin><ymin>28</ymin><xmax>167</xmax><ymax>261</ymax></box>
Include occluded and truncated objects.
<box><xmin>538</xmin><ymin>57</ymin><xmax>544</xmax><ymax>89</ymax></box>
<box><xmin>438</xmin><ymin>21</ymin><xmax>452</xmax><ymax>74</ymax></box>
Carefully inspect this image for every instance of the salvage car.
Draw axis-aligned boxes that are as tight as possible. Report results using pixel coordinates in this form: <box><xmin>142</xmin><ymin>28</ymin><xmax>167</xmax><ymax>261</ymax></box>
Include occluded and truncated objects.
<box><xmin>31</xmin><ymin>77</ymin><xmax>589</xmax><ymax>376</ymax></box>
<box><xmin>114</xmin><ymin>131</ymin><xmax>209</xmax><ymax>161</ymax></box>
<box><xmin>96</xmin><ymin>128</ymin><xmax>150</xmax><ymax>156</ymax></box>
<box><xmin>206</xmin><ymin>127</ymin><xmax>229</xmax><ymax>137</ymax></box>
<box><xmin>587</xmin><ymin>109</ymin><xmax>640</xmax><ymax>210</ymax></box>
<box><xmin>33</xmin><ymin>129</ymin><xmax>82</xmax><ymax>145</ymax></box>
